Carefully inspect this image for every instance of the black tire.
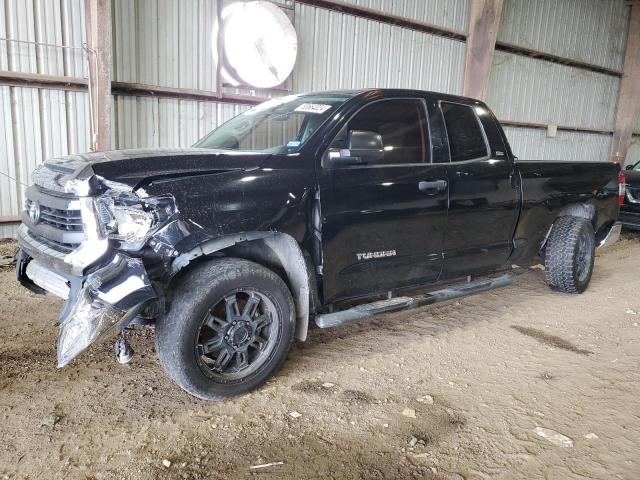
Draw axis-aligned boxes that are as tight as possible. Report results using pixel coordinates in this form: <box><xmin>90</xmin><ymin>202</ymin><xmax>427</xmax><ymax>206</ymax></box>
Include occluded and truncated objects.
<box><xmin>155</xmin><ymin>258</ymin><xmax>295</xmax><ymax>401</ymax></box>
<box><xmin>544</xmin><ymin>216</ymin><xmax>595</xmax><ymax>294</ymax></box>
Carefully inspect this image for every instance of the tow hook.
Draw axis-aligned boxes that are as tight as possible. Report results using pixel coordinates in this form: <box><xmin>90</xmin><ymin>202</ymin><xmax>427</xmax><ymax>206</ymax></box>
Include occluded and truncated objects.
<box><xmin>114</xmin><ymin>335</ymin><xmax>134</xmax><ymax>364</ymax></box>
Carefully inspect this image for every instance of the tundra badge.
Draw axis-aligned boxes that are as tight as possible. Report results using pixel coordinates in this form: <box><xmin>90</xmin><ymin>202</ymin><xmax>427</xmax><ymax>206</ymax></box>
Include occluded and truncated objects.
<box><xmin>356</xmin><ymin>250</ymin><xmax>397</xmax><ymax>261</ymax></box>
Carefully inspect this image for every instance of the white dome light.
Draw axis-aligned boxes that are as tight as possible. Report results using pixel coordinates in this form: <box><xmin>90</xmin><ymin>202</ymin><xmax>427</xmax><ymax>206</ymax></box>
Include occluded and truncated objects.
<box><xmin>222</xmin><ymin>1</ymin><xmax>298</xmax><ymax>89</ymax></box>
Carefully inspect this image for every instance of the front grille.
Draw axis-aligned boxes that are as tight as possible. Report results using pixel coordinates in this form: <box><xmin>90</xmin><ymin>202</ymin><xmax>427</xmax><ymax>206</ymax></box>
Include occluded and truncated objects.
<box><xmin>25</xmin><ymin>199</ymin><xmax>83</xmax><ymax>232</ymax></box>
<box><xmin>22</xmin><ymin>185</ymin><xmax>86</xmax><ymax>257</ymax></box>
<box><xmin>27</xmin><ymin>229</ymin><xmax>79</xmax><ymax>254</ymax></box>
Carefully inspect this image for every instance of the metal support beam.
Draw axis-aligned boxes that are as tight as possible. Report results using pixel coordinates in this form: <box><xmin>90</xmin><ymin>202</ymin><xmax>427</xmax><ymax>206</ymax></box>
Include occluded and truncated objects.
<box><xmin>294</xmin><ymin>0</ymin><xmax>466</xmax><ymax>41</ymax></box>
<box><xmin>0</xmin><ymin>71</ymin><xmax>87</xmax><ymax>91</ymax></box>
<box><xmin>111</xmin><ymin>82</ymin><xmax>267</xmax><ymax>105</ymax></box>
<box><xmin>463</xmin><ymin>0</ymin><xmax>503</xmax><ymax>100</ymax></box>
<box><xmin>84</xmin><ymin>0</ymin><xmax>112</xmax><ymax>151</ymax></box>
<box><xmin>611</xmin><ymin>1</ymin><xmax>640</xmax><ymax>165</ymax></box>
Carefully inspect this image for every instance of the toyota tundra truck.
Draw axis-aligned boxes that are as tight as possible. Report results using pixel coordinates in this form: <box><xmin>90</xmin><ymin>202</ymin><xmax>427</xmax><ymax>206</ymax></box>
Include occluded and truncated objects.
<box><xmin>15</xmin><ymin>89</ymin><xmax>623</xmax><ymax>401</ymax></box>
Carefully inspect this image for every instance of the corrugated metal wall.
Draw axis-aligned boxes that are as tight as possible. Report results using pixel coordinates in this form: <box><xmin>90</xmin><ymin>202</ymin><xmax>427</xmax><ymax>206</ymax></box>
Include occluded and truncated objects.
<box><xmin>111</xmin><ymin>0</ymin><xmax>468</xmax><ymax>149</ymax></box>
<box><xmin>498</xmin><ymin>0</ymin><xmax>629</xmax><ymax>71</ymax></box>
<box><xmin>334</xmin><ymin>0</ymin><xmax>469</xmax><ymax>33</ymax></box>
<box><xmin>110</xmin><ymin>0</ymin><xmax>257</xmax><ymax>150</ymax></box>
<box><xmin>487</xmin><ymin>52</ymin><xmax>619</xmax><ymax>131</ymax></box>
<box><xmin>292</xmin><ymin>3</ymin><xmax>466</xmax><ymax>94</ymax></box>
<box><xmin>112</xmin><ymin>0</ymin><xmax>218</xmax><ymax>90</ymax></box>
<box><xmin>628</xmin><ymin>139</ymin><xmax>640</xmax><ymax>166</ymax></box>
<box><xmin>108</xmin><ymin>0</ymin><xmax>633</xmax><ymax>163</ymax></box>
<box><xmin>0</xmin><ymin>0</ymin><xmax>90</xmax><ymax>234</ymax></box>
<box><xmin>112</xmin><ymin>96</ymin><xmax>248</xmax><ymax>149</ymax></box>
<box><xmin>1</xmin><ymin>0</ymin><xmax>87</xmax><ymax>76</ymax></box>
<box><xmin>1</xmin><ymin>0</ymin><xmax>639</xmax><ymax>239</ymax></box>
<box><xmin>502</xmin><ymin>127</ymin><xmax>612</xmax><ymax>162</ymax></box>
<box><xmin>492</xmin><ymin>0</ymin><xmax>629</xmax><ymax>162</ymax></box>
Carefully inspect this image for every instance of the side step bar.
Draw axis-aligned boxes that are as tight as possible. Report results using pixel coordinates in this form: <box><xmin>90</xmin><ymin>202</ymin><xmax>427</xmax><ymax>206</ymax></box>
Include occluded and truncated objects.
<box><xmin>315</xmin><ymin>274</ymin><xmax>513</xmax><ymax>329</ymax></box>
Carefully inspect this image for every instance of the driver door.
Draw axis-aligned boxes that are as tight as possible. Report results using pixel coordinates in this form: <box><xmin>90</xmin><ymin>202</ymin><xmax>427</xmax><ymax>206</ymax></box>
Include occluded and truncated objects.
<box><xmin>319</xmin><ymin>97</ymin><xmax>450</xmax><ymax>303</ymax></box>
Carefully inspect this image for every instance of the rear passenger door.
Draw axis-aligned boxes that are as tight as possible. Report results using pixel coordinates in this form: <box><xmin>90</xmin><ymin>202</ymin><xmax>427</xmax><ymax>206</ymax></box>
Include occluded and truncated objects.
<box><xmin>438</xmin><ymin>101</ymin><xmax>520</xmax><ymax>279</ymax></box>
<box><xmin>319</xmin><ymin>97</ymin><xmax>449</xmax><ymax>303</ymax></box>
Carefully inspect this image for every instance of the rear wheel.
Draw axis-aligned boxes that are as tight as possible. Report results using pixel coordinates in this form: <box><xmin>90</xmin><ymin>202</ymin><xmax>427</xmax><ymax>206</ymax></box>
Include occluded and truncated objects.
<box><xmin>155</xmin><ymin>258</ymin><xmax>295</xmax><ymax>401</ymax></box>
<box><xmin>544</xmin><ymin>216</ymin><xmax>595</xmax><ymax>293</ymax></box>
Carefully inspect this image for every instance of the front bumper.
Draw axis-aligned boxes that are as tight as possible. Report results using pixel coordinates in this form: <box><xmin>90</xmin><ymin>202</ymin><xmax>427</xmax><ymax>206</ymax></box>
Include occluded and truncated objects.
<box><xmin>17</xmin><ymin>250</ymin><xmax>156</xmax><ymax>367</ymax></box>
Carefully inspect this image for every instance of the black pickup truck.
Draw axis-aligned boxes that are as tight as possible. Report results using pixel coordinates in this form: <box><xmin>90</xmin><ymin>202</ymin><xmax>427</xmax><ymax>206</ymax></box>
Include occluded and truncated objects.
<box><xmin>16</xmin><ymin>89</ymin><xmax>622</xmax><ymax>401</ymax></box>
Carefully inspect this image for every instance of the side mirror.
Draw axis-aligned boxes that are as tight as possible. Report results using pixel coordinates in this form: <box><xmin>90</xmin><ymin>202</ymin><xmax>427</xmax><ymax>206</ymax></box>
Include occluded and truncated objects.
<box><xmin>626</xmin><ymin>164</ymin><xmax>634</xmax><ymax>170</ymax></box>
<box><xmin>326</xmin><ymin>130</ymin><xmax>384</xmax><ymax>167</ymax></box>
<box><xmin>327</xmin><ymin>151</ymin><xmax>364</xmax><ymax>166</ymax></box>
<box><xmin>348</xmin><ymin>130</ymin><xmax>384</xmax><ymax>165</ymax></box>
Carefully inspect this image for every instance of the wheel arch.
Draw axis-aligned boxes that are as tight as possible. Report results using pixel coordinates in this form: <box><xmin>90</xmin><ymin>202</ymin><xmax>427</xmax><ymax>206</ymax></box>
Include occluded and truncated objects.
<box><xmin>541</xmin><ymin>202</ymin><xmax>597</xmax><ymax>251</ymax></box>
<box><xmin>557</xmin><ymin>203</ymin><xmax>597</xmax><ymax>227</ymax></box>
<box><xmin>170</xmin><ymin>232</ymin><xmax>315</xmax><ymax>341</ymax></box>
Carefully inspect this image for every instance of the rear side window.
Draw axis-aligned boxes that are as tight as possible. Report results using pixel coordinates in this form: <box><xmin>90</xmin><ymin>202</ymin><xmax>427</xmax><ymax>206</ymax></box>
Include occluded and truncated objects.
<box><xmin>440</xmin><ymin>102</ymin><xmax>488</xmax><ymax>162</ymax></box>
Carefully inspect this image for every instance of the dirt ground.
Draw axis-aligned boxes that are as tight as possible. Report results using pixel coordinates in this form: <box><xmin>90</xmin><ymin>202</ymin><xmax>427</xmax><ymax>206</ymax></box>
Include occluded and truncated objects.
<box><xmin>1</xmin><ymin>234</ymin><xmax>639</xmax><ymax>480</ymax></box>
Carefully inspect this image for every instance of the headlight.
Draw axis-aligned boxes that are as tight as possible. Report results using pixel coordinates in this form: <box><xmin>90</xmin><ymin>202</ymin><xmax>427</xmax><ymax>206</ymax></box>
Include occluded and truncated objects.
<box><xmin>112</xmin><ymin>206</ymin><xmax>154</xmax><ymax>242</ymax></box>
<box><xmin>95</xmin><ymin>192</ymin><xmax>177</xmax><ymax>250</ymax></box>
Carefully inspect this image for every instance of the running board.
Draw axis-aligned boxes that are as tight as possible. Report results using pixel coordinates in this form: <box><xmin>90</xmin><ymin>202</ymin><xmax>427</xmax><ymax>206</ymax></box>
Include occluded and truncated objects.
<box><xmin>315</xmin><ymin>274</ymin><xmax>513</xmax><ymax>329</ymax></box>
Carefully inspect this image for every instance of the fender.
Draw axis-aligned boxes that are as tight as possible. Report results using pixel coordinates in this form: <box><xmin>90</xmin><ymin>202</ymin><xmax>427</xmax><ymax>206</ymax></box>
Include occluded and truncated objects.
<box><xmin>557</xmin><ymin>203</ymin><xmax>596</xmax><ymax>225</ymax></box>
<box><xmin>169</xmin><ymin>231</ymin><xmax>313</xmax><ymax>341</ymax></box>
<box><xmin>540</xmin><ymin>202</ymin><xmax>597</xmax><ymax>251</ymax></box>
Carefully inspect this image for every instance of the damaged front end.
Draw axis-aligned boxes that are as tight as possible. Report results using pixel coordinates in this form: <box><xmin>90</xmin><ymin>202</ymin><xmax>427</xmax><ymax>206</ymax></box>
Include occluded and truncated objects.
<box><xmin>16</xmin><ymin>158</ymin><xmax>205</xmax><ymax>367</ymax></box>
<box><xmin>56</xmin><ymin>254</ymin><xmax>155</xmax><ymax>367</ymax></box>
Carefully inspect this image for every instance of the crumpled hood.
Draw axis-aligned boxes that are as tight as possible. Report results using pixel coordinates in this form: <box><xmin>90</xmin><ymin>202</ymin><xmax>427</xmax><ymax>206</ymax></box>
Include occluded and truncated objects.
<box><xmin>35</xmin><ymin>148</ymin><xmax>270</xmax><ymax>192</ymax></box>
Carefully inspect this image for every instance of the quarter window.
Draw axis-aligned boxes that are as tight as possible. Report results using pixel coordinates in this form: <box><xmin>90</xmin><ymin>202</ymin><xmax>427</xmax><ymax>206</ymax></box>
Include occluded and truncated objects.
<box><xmin>440</xmin><ymin>102</ymin><xmax>489</xmax><ymax>162</ymax></box>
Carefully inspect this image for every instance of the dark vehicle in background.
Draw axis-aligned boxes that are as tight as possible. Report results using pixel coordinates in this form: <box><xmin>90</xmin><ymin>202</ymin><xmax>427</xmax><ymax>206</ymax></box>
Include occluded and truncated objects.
<box><xmin>621</xmin><ymin>160</ymin><xmax>640</xmax><ymax>230</ymax></box>
<box><xmin>15</xmin><ymin>89</ymin><xmax>622</xmax><ymax>401</ymax></box>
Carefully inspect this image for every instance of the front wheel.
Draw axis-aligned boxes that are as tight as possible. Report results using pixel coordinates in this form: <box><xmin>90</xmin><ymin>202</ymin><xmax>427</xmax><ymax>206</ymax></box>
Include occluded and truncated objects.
<box><xmin>544</xmin><ymin>216</ymin><xmax>595</xmax><ymax>293</ymax></box>
<box><xmin>155</xmin><ymin>258</ymin><xmax>295</xmax><ymax>401</ymax></box>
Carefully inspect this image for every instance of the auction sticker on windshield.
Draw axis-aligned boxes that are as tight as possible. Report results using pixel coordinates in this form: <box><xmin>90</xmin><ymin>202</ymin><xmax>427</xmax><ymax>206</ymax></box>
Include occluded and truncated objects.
<box><xmin>294</xmin><ymin>103</ymin><xmax>332</xmax><ymax>114</ymax></box>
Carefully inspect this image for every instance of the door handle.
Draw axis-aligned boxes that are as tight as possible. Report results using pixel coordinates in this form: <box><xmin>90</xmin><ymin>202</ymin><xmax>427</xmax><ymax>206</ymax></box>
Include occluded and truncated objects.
<box><xmin>418</xmin><ymin>179</ymin><xmax>448</xmax><ymax>194</ymax></box>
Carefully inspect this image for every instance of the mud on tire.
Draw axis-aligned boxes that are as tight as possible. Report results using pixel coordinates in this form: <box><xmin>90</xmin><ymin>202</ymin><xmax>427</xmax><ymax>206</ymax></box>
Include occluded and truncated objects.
<box><xmin>544</xmin><ymin>216</ymin><xmax>595</xmax><ymax>294</ymax></box>
<box><xmin>155</xmin><ymin>258</ymin><xmax>295</xmax><ymax>401</ymax></box>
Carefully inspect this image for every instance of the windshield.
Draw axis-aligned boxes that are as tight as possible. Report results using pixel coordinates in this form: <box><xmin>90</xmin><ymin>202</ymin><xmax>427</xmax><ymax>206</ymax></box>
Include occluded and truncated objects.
<box><xmin>633</xmin><ymin>161</ymin><xmax>640</xmax><ymax>171</ymax></box>
<box><xmin>194</xmin><ymin>94</ymin><xmax>351</xmax><ymax>154</ymax></box>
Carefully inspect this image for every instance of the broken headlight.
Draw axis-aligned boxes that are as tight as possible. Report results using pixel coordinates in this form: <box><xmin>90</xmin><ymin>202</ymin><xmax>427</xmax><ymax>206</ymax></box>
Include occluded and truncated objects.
<box><xmin>95</xmin><ymin>193</ymin><xmax>177</xmax><ymax>250</ymax></box>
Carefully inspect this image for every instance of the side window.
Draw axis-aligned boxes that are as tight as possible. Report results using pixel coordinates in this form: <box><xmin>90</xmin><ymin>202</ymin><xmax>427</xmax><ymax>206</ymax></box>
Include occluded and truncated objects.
<box><xmin>329</xmin><ymin>99</ymin><xmax>428</xmax><ymax>166</ymax></box>
<box><xmin>440</xmin><ymin>102</ymin><xmax>489</xmax><ymax>162</ymax></box>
